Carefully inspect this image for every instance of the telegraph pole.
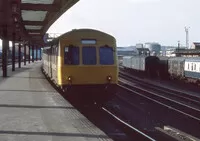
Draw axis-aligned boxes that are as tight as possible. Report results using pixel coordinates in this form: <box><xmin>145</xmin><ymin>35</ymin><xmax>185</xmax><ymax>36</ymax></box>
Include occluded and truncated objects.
<box><xmin>185</xmin><ymin>27</ymin><xmax>190</xmax><ymax>49</ymax></box>
<box><xmin>178</xmin><ymin>40</ymin><xmax>180</xmax><ymax>50</ymax></box>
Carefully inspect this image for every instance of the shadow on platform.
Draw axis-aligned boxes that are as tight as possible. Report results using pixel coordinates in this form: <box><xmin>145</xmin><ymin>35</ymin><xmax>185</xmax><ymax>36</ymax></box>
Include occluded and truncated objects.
<box><xmin>0</xmin><ymin>104</ymin><xmax>75</xmax><ymax>109</ymax></box>
<box><xmin>0</xmin><ymin>67</ymin><xmax>31</xmax><ymax>78</ymax></box>
<box><xmin>8</xmin><ymin>76</ymin><xmax>46</xmax><ymax>79</ymax></box>
<box><xmin>0</xmin><ymin>130</ymin><xmax>109</xmax><ymax>139</ymax></box>
<box><xmin>0</xmin><ymin>89</ymin><xmax>55</xmax><ymax>93</ymax></box>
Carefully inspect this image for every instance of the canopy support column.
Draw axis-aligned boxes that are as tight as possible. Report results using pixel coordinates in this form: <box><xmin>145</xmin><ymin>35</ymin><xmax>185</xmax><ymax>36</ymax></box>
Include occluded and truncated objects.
<box><xmin>12</xmin><ymin>32</ymin><xmax>16</xmax><ymax>71</ymax></box>
<box><xmin>18</xmin><ymin>43</ymin><xmax>21</xmax><ymax>68</ymax></box>
<box><xmin>2</xmin><ymin>26</ymin><xmax>8</xmax><ymax>77</ymax></box>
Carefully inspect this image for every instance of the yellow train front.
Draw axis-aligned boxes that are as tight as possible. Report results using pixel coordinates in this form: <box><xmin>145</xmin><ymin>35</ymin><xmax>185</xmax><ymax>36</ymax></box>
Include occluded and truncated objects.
<box><xmin>42</xmin><ymin>29</ymin><xmax>118</xmax><ymax>102</ymax></box>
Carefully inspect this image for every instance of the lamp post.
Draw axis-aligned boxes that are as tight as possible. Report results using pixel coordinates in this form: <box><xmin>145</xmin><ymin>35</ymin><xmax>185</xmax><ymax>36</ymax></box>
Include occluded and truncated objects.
<box><xmin>185</xmin><ymin>27</ymin><xmax>190</xmax><ymax>49</ymax></box>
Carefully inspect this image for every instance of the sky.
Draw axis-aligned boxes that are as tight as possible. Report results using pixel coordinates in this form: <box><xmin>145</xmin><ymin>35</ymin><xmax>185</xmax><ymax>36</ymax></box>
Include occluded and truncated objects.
<box><xmin>47</xmin><ymin>0</ymin><xmax>200</xmax><ymax>47</ymax></box>
<box><xmin>1</xmin><ymin>0</ymin><xmax>200</xmax><ymax>48</ymax></box>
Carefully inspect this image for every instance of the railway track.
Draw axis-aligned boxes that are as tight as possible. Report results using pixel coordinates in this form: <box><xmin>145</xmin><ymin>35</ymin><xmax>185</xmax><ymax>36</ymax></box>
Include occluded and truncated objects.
<box><xmin>119</xmin><ymin>70</ymin><xmax>200</xmax><ymax>103</ymax></box>
<box><xmin>118</xmin><ymin>71</ymin><xmax>200</xmax><ymax>122</ymax></box>
<box><xmin>101</xmin><ymin>106</ymin><xmax>156</xmax><ymax>141</ymax></box>
<box><xmin>119</xmin><ymin>71</ymin><xmax>200</xmax><ymax>109</ymax></box>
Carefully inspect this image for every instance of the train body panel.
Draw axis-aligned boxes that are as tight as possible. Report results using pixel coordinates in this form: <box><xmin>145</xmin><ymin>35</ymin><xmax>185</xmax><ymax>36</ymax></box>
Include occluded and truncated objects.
<box><xmin>168</xmin><ymin>57</ymin><xmax>185</xmax><ymax>79</ymax></box>
<box><xmin>122</xmin><ymin>56</ymin><xmax>145</xmax><ymax>71</ymax></box>
<box><xmin>131</xmin><ymin>56</ymin><xmax>145</xmax><ymax>71</ymax></box>
<box><xmin>184</xmin><ymin>71</ymin><xmax>200</xmax><ymax>80</ymax></box>
<box><xmin>157</xmin><ymin>56</ymin><xmax>169</xmax><ymax>79</ymax></box>
<box><xmin>122</xmin><ymin>55</ymin><xmax>159</xmax><ymax>77</ymax></box>
<box><xmin>184</xmin><ymin>58</ymin><xmax>200</xmax><ymax>82</ymax></box>
<box><xmin>59</xmin><ymin>66</ymin><xmax>118</xmax><ymax>85</ymax></box>
<box><xmin>122</xmin><ymin>56</ymin><xmax>133</xmax><ymax>69</ymax></box>
<box><xmin>145</xmin><ymin>56</ymin><xmax>160</xmax><ymax>77</ymax></box>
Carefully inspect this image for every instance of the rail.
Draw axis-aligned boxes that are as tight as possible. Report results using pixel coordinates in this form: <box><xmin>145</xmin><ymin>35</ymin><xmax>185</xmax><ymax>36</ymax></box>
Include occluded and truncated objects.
<box><xmin>118</xmin><ymin>72</ymin><xmax>200</xmax><ymax>122</ymax></box>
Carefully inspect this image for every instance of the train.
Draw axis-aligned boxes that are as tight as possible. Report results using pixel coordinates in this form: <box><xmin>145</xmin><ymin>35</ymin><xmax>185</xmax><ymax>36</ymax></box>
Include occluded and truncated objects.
<box><xmin>42</xmin><ymin>28</ymin><xmax>118</xmax><ymax>102</ymax></box>
<box><xmin>122</xmin><ymin>55</ymin><xmax>160</xmax><ymax>77</ymax></box>
<box><xmin>122</xmin><ymin>56</ymin><xmax>200</xmax><ymax>85</ymax></box>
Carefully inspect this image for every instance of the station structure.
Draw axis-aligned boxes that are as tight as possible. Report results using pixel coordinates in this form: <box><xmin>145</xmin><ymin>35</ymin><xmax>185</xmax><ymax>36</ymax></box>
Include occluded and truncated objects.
<box><xmin>0</xmin><ymin>0</ymin><xmax>79</xmax><ymax>77</ymax></box>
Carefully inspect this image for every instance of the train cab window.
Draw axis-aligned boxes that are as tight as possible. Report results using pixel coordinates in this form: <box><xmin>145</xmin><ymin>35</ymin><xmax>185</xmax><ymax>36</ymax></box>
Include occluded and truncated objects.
<box><xmin>64</xmin><ymin>46</ymin><xmax>79</xmax><ymax>65</ymax></box>
<box><xmin>82</xmin><ymin>47</ymin><xmax>96</xmax><ymax>65</ymax></box>
<box><xmin>99</xmin><ymin>46</ymin><xmax>114</xmax><ymax>65</ymax></box>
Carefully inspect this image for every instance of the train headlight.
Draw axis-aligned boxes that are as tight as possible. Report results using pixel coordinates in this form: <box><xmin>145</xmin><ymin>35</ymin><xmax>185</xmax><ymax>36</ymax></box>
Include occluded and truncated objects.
<box><xmin>107</xmin><ymin>76</ymin><xmax>112</xmax><ymax>82</ymax></box>
<box><xmin>67</xmin><ymin>76</ymin><xmax>72</xmax><ymax>81</ymax></box>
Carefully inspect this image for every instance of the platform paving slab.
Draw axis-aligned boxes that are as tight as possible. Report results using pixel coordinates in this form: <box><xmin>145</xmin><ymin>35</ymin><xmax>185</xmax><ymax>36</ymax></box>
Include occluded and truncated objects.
<box><xmin>0</xmin><ymin>62</ymin><xmax>113</xmax><ymax>141</ymax></box>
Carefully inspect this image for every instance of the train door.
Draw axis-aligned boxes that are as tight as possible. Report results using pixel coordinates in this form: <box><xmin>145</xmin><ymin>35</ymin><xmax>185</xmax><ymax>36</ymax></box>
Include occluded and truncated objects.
<box><xmin>55</xmin><ymin>46</ymin><xmax>58</xmax><ymax>80</ymax></box>
<box><xmin>50</xmin><ymin>46</ymin><xmax>53</xmax><ymax>78</ymax></box>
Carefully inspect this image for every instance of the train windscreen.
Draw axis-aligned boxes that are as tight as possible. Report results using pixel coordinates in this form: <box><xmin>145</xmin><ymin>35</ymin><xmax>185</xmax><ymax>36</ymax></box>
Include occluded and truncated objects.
<box><xmin>64</xmin><ymin>47</ymin><xmax>79</xmax><ymax>65</ymax></box>
<box><xmin>99</xmin><ymin>46</ymin><xmax>114</xmax><ymax>65</ymax></box>
<box><xmin>82</xmin><ymin>47</ymin><xmax>96</xmax><ymax>65</ymax></box>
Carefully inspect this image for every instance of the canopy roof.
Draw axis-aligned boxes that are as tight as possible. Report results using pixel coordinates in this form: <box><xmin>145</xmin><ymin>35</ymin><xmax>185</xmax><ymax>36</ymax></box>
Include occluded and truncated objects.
<box><xmin>0</xmin><ymin>0</ymin><xmax>79</xmax><ymax>45</ymax></box>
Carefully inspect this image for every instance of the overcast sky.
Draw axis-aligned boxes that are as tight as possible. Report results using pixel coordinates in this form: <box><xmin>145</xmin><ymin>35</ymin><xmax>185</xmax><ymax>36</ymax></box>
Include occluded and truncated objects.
<box><xmin>47</xmin><ymin>0</ymin><xmax>200</xmax><ymax>47</ymax></box>
<box><xmin>0</xmin><ymin>0</ymin><xmax>199</xmax><ymax>48</ymax></box>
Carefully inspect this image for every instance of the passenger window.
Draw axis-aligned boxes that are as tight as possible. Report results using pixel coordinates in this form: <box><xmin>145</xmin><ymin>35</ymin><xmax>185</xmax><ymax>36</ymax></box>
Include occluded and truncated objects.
<box><xmin>188</xmin><ymin>63</ymin><xmax>189</xmax><ymax>70</ymax></box>
<box><xmin>82</xmin><ymin>47</ymin><xmax>96</xmax><ymax>65</ymax></box>
<box><xmin>194</xmin><ymin>64</ymin><xmax>196</xmax><ymax>71</ymax></box>
<box><xmin>64</xmin><ymin>46</ymin><xmax>79</xmax><ymax>65</ymax></box>
<box><xmin>191</xmin><ymin>63</ymin><xmax>193</xmax><ymax>71</ymax></box>
<box><xmin>99</xmin><ymin>46</ymin><xmax>114</xmax><ymax>65</ymax></box>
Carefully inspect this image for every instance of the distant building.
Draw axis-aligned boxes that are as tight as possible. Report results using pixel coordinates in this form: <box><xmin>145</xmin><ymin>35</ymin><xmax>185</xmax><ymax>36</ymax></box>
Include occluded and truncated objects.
<box><xmin>117</xmin><ymin>46</ymin><xmax>138</xmax><ymax>56</ymax></box>
<box><xmin>191</xmin><ymin>42</ymin><xmax>200</xmax><ymax>50</ymax></box>
<box><xmin>136</xmin><ymin>48</ymin><xmax>150</xmax><ymax>56</ymax></box>
<box><xmin>144</xmin><ymin>42</ymin><xmax>161</xmax><ymax>56</ymax></box>
<box><xmin>136</xmin><ymin>43</ymin><xmax>143</xmax><ymax>48</ymax></box>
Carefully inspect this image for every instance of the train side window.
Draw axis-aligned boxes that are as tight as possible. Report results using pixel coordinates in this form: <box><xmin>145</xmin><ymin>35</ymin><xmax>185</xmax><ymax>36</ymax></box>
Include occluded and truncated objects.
<box><xmin>82</xmin><ymin>47</ymin><xmax>96</xmax><ymax>65</ymax></box>
<box><xmin>194</xmin><ymin>64</ymin><xmax>196</xmax><ymax>71</ymax></box>
<box><xmin>52</xmin><ymin>48</ymin><xmax>55</xmax><ymax>63</ymax></box>
<box><xmin>188</xmin><ymin>63</ymin><xmax>189</xmax><ymax>70</ymax></box>
<box><xmin>64</xmin><ymin>46</ymin><xmax>79</xmax><ymax>65</ymax></box>
<box><xmin>191</xmin><ymin>63</ymin><xmax>193</xmax><ymax>71</ymax></box>
<box><xmin>99</xmin><ymin>46</ymin><xmax>114</xmax><ymax>65</ymax></box>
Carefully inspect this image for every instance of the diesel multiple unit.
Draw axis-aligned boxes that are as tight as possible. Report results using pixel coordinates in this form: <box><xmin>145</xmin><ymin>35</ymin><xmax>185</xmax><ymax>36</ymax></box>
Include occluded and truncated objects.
<box><xmin>42</xmin><ymin>29</ymin><xmax>118</xmax><ymax>101</ymax></box>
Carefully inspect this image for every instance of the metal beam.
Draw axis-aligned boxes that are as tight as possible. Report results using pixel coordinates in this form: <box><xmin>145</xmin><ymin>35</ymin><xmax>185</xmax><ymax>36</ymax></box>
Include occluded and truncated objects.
<box><xmin>23</xmin><ymin>21</ymin><xmax>44</xmax><ymax>26</ymax></box>
<box><xmin>2</xmin><ymin>26</ymin><xmax>8</xmax><ymax>77</ymax></box>
<box><xmin>36</xmin><ymin>46</ymin><xmax>38</xmax><ymax>61</ymax></box>
<box><xmin>18</xmin><ymin>43</ymin><xmax>21</xmax><ymax>68</ymax></box>
<box><xmin>21</xmin><ymin>4</ymin><xmax>59</xmax><ymax>11</ymax></box>
<box><xmin>2</xmin><ymin>0</ymin><xmax>8</xmax><ymax>77</ymax></box>
<box><xmin>27</xmin><ymin>29</ymin><xmax>42</xmax><ymax>33</ymax></box>
<box><xmin>32</xmin><ymin>45</ymin><xmax>34</xmax><ymax>62</ymax></box>
<box><xmin>12</xmin><ymin>32</ymin><xmax>16</xmax><ymax>71</ymax></box>
<box><xmin>40</xmin><ymin>48</ymin><xmax>42</xmax><ymax>60</ymax></box>
<box><xmin>28</xmin><ymin>43</ymin><xmax>31</xmax><ymax>64</ymax></box>
<box><xmin>24</xmin><ymin>44</ymin><xmax>26</xmax><ymax>65</ymax></box>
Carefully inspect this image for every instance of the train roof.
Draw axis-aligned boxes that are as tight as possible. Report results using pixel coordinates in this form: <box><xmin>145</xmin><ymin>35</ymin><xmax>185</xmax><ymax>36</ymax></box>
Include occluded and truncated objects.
<box><xmin>122</xmin><ymin>55</ymin><xmax>158</xmax><ymax>60</ymax></box>
<box><xmin>122</xmin><ymin>56</ymin><xmax>134</xmax><ymax>59</ymax></box>
<box><xmin>157</xmin><ymin>56</ymin><xmax>169</xmax><ymax>61</ymax></box>
<box><xmin>185</xmin><ymin>57</ymin><xmax>200</xmax><ymax>62</ymax></box>
<box><xmin>168</xmin><ymin>57</ymin><xmax>186</xmax><ymax>61</ymax></box>
<box><xmin>47</xmin><ymin>28</ymin><xmax>115</xmax><ymax>45</ymax></box>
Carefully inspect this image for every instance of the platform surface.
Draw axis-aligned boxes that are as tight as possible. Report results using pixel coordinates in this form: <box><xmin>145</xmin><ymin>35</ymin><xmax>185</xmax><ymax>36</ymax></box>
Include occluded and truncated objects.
<box><xmin>0</xmin><ymin>62</ymin><xmax>113</xmax><ymax>141</ymax></box>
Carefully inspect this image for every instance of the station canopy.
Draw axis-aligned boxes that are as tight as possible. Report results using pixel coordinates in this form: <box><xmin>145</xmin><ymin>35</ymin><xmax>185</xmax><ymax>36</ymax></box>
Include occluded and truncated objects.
<box><xmin>0</xmin><ymin>0</ymin><xmax>79</xmax><ymax>45</ymax></box>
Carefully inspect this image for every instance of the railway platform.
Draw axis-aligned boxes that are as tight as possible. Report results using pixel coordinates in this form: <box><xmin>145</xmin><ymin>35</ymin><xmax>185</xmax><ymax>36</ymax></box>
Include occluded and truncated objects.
<box><xmin>0</xmin><ymin>62</ymin><xmax>112</xmax><ymax>141</ymax></box>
